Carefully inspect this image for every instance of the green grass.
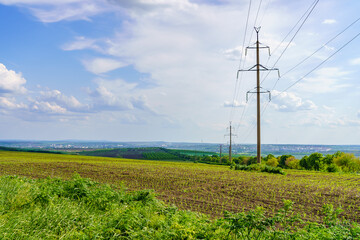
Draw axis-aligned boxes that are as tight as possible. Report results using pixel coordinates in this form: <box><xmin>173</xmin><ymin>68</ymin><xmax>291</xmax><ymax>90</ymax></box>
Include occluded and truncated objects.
<box><xmin>0</xmin><ymin>175</ymin><xmax>359</xmax><ymax>239</ymax></box>
<box><xmin>78</xmin><ymin>147</ymin><xmax>189</xmax><ymax>161</ymax></box>
<box><xmin>0</xmin><ymin>150</ymin><xmax>360</xmax><ymax>223</ymax></box>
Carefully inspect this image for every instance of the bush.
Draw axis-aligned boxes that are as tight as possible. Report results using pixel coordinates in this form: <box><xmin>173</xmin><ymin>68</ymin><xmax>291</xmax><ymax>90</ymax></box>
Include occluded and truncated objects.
<box><xmin>334</xmin><ymin>153</ymin><xmax>360</xmax><ymax>173</ymax></box>
<box><xmin>327</xmin><ymin>164</ymin><xmax>340</xmax><ymax>173</ymax></box>
<box><xmin>279</xmin><ymin>155</ymin><xmax>293</xmax><ymax>168</ymax></box>
<box><xmin>247</xmin><ymin>157</ymin><xmax>258</xmax><ymax>165</ymax></box>
<box><xmin>233</xmin><ymin>164</ymin><xmax>286</xmax><ymax>175</ymax></box>
<box><xmin>266</xmin><ymin>157</ymin><xmax>279</xmax><ymax>167</ymax></box>
<box><xmin>286</xmin><ymin>157</ymin><xmax>301</xmax><ymax>169</ymax></box>
<box><xmin>262</xmin><ymin>165</ymin><xmax>286</xmax><ymax>175</ymax></box>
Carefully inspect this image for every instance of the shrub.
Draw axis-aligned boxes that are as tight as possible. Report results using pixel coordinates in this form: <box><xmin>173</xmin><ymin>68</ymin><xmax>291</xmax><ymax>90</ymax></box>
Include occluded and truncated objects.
<box><xmin>327</xmin><ymin>164</ymin><xmax>340</xmax><ymax>173</ymax></box>
<box><xmin>266</xmin><ymin>157</ymin><xmax>279</xmax><ymax>167</ymax></box>
<box><xmin>334</xmin><ymin>153</ymin><xmax>360</xmax><ymax>173</ymax></box>
<box><xmin>299</xmin><ymin>155</ymin><xmax>309</xmax><ymax>170</ymax></box>
<box><xmin>247</xmin><ymin>157</ymin><xmax>258</xmax><ymax>165</ymax></box>
<box><xmin>233</xmin><ymin>164</ymin><xmax>286</xmax><ymax>175</ymax></box>
<box><xmin>308</xmin><ymin>153</ymin><xmax>325</xmax><ymax>171</ymax></box>
<box><xmin>279</xmin><ymin>155</ymin><xmax>293</xmax><ymax>168</ymax></box>
<box><xmin>262</xmin><ymin>165</ymin><xmax>286</xmax><ymax>175</ymax></box>
<box><xmin>285</xmin><ymin>157</ymin><xmax>301</xmax><ymax>169</ymax></box>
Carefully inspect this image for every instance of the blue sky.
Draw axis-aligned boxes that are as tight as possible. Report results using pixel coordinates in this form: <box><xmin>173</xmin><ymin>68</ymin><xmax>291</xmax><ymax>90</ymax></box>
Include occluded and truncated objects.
<box><xmin>0</xmin><ymin>0</ymin><xmax>359</xmax><ymax>144</ymax></box>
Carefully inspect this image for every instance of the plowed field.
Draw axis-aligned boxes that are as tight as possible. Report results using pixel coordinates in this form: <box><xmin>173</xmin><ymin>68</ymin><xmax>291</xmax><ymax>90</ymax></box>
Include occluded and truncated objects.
<box><xmin>1</xmin><ymin>151</ymin><xmax>359</xmax><ymax>222</ymax></box>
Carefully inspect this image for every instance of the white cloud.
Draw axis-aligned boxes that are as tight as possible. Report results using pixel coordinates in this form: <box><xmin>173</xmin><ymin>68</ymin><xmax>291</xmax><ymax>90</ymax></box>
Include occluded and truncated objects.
<box><xmin>347</xmin><ymin>119</ymin><xmax>360</xmax><ymax>126</ymax></box>
<box><xmin>62</xmin><ymin>36</ymin><xmax>102</xmax><ymax>51</ymax></box>
<box><xmin>0</xmin><ymin>0</ymin><xmax>82</xmax><ymax>4</ymax></box>
<box><xmin>222</xmin><ymin>46</ymin><xmax>243</xmax><ymax>61</ymax></box>
<box><xmin>322</xmin><ymin>19</ymin><xmax>336</xmax><ymax>24</ymax></box>
<box><xmin>27</xmin><ymin>1</ymin><xmax>107</xmax><ymax>23</ymax></box>
<box><xmin>82</xmin><ymin>58</ymin><xmax>128</xmax><ymax>74</ymax></box>
<box><xmin>40</xmin><ymin>90</ymin><xmax>88</xmax><ymax>112</ymax></box>
<box><xmin>88</xmin><ymin>78</ymin><xmax>150</xmax><ymax>112</ymax></box>
<box><xmin>358</xmin><ymin>111</ymin><xmax>360</xmax><ymax>118</ymax></box>
<box><xmin>223</xmin><ymin>100</ymin><xmax>246</xmax><ymax>108</ymax></box>
<box><xmin>107</xmin><ymin>0</ymin><xmax>197</xmax><ymax>12</ymax></box>
<box><xmin>1</xmin><ymin>0</ymin><xmax>359</xmax><ymax>143</ymax></box>
<box><xmin>0</xmin><ymin>0</ymin><xmax>196</xmax><ymax>23</ymax></box>
<box><xmin>297</xmin><ymin>67</ymin><xmax>351</xmax><ymax>93</ymax></box>
<box><xmin>30</xmin><ymin>101</ymin><xmax>67</xmax><ymax>114</ymax></box>
<box><xmin>322</xmin><ymin>105</ymin><xmax>335</xmax><ymax>113</ymax></box>
<box><xmin>272</xmin><ymin>90</ymin><xmax>317</xmax><ymax>112</ymax></box>
<box><xmin>349</xmin><ymin>58</ymin><xmax>360</xmax><ymax>66</ymax></box>
<box><xmin>0</xmin><ymin>97</ymin><xmax>27</xmax><ymax>110</ymax></box>
<box><xmin>0</xmin><ymin>63</ymin><xmax>27</xmax><ymax>94</ymax></box>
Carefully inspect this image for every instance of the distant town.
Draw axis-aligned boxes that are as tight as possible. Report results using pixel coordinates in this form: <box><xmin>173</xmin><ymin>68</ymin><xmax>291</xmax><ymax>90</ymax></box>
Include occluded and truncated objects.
<box><xmin>1</xmin><ymin>140</ymin><xmax>359</xmax><ymax>158</ymax></box>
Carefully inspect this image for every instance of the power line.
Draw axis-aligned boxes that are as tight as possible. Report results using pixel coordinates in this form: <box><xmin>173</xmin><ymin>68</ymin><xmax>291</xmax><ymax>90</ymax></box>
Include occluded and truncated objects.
<box><xmin>231</xmin><ymin>0</ymin><xmax>269</xmax><ymax>125</ymax></box>
<box><xmin>236</xmin><ymin>0</ymin><xmax>320</xmax><ymax>140</ymax></box>
<box><xmin>237</xmin><ymin>27</ymin><xmax>276</xmax><ymax>163</ymax></box>
<box><xmin>257</xmin><ymin>0</ymin><xmax>271</xmax><ymax>27</ymax></box>
<box><xmin>253</xmin><ymin>29</ymin><xmax>360</xmax><ymax>140</ymax></box>
<box><xmin>236</xmin><ymin>2</ymin><xmax>359</xmax><ymax>145</ymax></box>
<box><xmin>279</xmin><ymin>16</ymin><xmax>360</xmax><ymax>81</ymax></box>
<box><xmin>260</xmin><ymin>0</ymin><xmax>320</xmax><ymax>85</ymax></box>
<box><xmin>266</xmin><ymin>0</ymin><xmax>319</xmax><ymax>64</ymax></box>
<box><xmin>277</xmin><ymin>31</ymin><xmax>360</xmax><ymax>95</ymax></box>
<box><xmin>247</xmin><ymin>0</ymin><xmax>265</xmax><ymax>47</ymax></box>
<box><xmin>229</xmin><ymin>0</ymin><xmax>253</xmax><ymax>121</ymax></box>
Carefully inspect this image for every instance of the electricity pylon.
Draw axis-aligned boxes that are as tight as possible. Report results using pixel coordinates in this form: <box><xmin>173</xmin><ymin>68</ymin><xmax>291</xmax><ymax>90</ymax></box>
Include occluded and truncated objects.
<box><xmin>237</xmin><ymin>27</ymin><xmax>280</xmax><ymax>164</ymax></box>
<box><xmin>225</xmin><ymin>121</ymin><xmax>237</xmax><ymax>163</ymax></box>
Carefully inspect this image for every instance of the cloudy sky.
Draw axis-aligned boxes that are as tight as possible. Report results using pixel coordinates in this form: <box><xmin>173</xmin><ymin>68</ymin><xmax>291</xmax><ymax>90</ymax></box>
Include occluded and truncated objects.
<box><xmin>0</xmin><ymin>0</ymin><xmax>359</xmax><ymax>144</ymax></box>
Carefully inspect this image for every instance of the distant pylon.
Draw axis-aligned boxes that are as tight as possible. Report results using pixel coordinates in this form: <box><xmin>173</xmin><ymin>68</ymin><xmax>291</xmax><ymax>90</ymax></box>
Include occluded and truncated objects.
<box><xmin>225</xmin><ymin>121</ymin><xmax>237</xmax><ymax>163</ymax></box>
<box><xmin>237</xmin><ymin>27</ymin><xmax>280</xmax><ymax>164</ymax></box>
<box><xmin>219</xmin><ymin>144</ymin><xmax>222</xmax><ymax>158</ymax></box>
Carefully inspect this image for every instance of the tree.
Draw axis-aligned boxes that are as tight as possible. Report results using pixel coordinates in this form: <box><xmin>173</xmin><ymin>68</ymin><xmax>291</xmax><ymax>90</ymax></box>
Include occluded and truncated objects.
<box><xmin>285</xmin><ymin>156</ymin><xmax>300</xmax><ymax>169</ymax></box>
<box><xmin>300</xmin><ymin>156</ymin><xmax>309</xmax><ymax>170</ymax></box>
<box><xmin>247</xmin><ymin>157</ymin><xmax>257</xmax><ymax>165</ymax></box>
<box><xmin>307</xmin><ymin>153</ymin><xmax>325</xmax><ymax>171</ymax></box>
<box><xmin>266</xmin><ymin>157</ymin><xmax>279</xmax><ymax>167</ymax></box>
<box><xmin>279</xmin><ymin>155</ymin><xmax>293</xmax><ymax>168</ymax></box>
<box><xmin>333</xmin><ymin>153</ymin><xmax>360</xmax><ymax>172</ymax></box>
<box><xmin>263</xmin><ymin>154</ymin><xmax>275</xmax><ymax>162</ymax></box>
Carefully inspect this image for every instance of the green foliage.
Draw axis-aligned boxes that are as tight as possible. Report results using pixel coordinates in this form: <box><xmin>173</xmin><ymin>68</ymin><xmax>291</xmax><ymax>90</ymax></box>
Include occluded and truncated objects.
<box><xmin>326</xmin><ymin>163</ymin><xmax>340</xmax><ymax>173</ymax></box>
<box><xmin>224</xmin><ymin>199</ymin><xmax>360</xmax><ymax>239</ymax></box>
<box><xmin>299</xmin><ymin>155</ymin><xmax>309</xmax><ymax>169</ymax></box>
<box><xmin>142</xmin><ymin>151</ymin><xmax>181</xmax><ymax>160</ymax></box>
<box><xmin>279</xmin><ymin>154</ymin><xmax>293</xmax><ymax>168</ymax></box>
<box><xmin>1</xmin><ymin>175</ymin><xmax>359</xmax><ymax>239</ymax></box>
<box><xmin>263</xmin><ymin>154</ymin><xmax>275</xmax><ymax>162</ymax></box>
<box><xmin>266</xmin><ymin>157</ymin><xmax>279</xmax><ymax>167</ymax></box>
<box><xmin>333</xmin><ymin>152</ymin><xmax>360</xmax><ymax>173</ymax></box>
<box><xmin>0</xmin><ymin>175</ymin><xmax>221</xmax><ymax>239</ymax></box>
<box><xmin>308</xmin><ymin>153</ymin><xmax>326</xmax><ymax>171</ymax></box>
<box><xmin>233</xmin><ymin>164</ymin><xmax>286</xmax><ymax>175</ymax></box>
<box><xmin>247</xmin><ymin>156</ymin><xmax>258</xmax><ymax>165</ymax></box>
<box><xmin>299</xmin><ymin>153</ymin><xmax>326</xmax><ymax>171</ymax></box>
<box><xmin>285</xmin><ymin>157</ymin><xmax>301</xmax><ymax>169</ymax></box>
<box><xmin>297</xmin><ymin>151</ymin><xmax>360</xmax><ymax>173</ymax></box>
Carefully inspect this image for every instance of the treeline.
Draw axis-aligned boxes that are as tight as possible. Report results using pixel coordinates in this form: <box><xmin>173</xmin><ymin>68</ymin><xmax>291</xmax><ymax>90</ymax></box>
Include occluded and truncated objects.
<box><xmin>179</xmin><ymin>150</ymin><xmax>360</xmax><ymax>174</ymax></box>
<box><xmin>237</xmin><ymin>151</ymin><xmax>360</xmax><ymax>173</ymax></box>
<box><xmin>261</xmin><ymin>151</ymin><xmax>360</xmax><ymax>173</ymax></box>
<box><xmin>0</xmin><ymin>146</ymin><xmax>63</xmax><ymax>154</ymax></box>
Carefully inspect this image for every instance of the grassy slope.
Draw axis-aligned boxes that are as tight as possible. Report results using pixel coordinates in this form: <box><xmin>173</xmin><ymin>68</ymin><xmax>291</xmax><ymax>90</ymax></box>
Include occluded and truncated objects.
<box><xmin>2</xmin><ymin>175</ymin><xmax>359</xmax><ymax>239</ymax></box>
<box><xmin>77</xmin><ymin>147</ymin><xmax>216</xmax><ymax>160</ymax></box>
<box><xmin>0</xmin><ymin>151</ymin><xmax>359</xmax><ymax>223</ymax></box>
